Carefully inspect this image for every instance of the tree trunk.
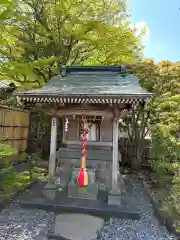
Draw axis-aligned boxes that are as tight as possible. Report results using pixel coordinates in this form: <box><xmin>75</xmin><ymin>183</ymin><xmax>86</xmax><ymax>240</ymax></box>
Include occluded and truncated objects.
<box><xmin>28</xmin><ymin>156</ymin><xmax>33</xmax><ymax>180</ymax></box>
<box><xmin>131</xmin><ymin>148</ymin><xmax>141</xmax><ymax>171</ymax></box>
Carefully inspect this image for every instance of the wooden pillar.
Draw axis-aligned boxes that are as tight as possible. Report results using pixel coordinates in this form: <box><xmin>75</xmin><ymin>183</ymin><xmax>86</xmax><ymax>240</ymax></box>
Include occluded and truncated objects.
<box><xmin>112</xmin><ymin>118</ymin><xmax>119</xmax><ymax>191</ymax></box>
<box><xmin>48</xmin><ymin>117</ymin><xmax>58</xmax><ymax>183</ymax></box>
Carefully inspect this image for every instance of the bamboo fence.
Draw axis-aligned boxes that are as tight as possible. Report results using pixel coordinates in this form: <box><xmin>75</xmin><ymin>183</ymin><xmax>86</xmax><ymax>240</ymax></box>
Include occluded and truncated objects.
<box><xmin>0</xmin><ymin>105</ymin><xmax>30</xmax><ymax>152</ymax></box>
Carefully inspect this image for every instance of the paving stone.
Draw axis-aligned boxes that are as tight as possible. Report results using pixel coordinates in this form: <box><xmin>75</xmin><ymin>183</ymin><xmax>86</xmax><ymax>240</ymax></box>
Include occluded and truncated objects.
<box><xmin>53</xmin><ymin>213</ymin><xmax>104</xmax><ymax>240</ymax></box>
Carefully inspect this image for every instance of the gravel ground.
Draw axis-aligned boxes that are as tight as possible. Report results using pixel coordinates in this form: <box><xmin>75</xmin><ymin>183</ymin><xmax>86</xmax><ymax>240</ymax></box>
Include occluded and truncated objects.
<box><xmin>0</xmin><ymin>202</ymin><xmax>55</xmax><ymax>240</ymax></box>
<box><xmin>0</xmin><ymin>176</ymin><xmax>177</xmax><ymax>240</ymax></box>
<box><xmin>100</xmin><ymin>176</ymin><xmax>177</xmax><ymax>240</ymax></box>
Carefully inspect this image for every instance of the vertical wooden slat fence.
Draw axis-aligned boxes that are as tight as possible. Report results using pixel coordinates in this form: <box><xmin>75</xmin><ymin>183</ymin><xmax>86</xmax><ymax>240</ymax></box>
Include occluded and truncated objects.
<box><xmin>0</xmin><ymin>105</ymin><xmax>30</xmax><ymax>152</ymax></box>
<box><xmin>119</xmin><ymin>137</ymin><xmax>152</xmax><ymax>166</ymax></box>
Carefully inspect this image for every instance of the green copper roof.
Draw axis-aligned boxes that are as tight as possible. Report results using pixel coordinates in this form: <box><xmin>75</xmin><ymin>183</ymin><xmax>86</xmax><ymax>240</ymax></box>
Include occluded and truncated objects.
<box><xmin>15</xmin><ymin>66</ymin><xmax>152</xmax><ymax>99</ymax></box>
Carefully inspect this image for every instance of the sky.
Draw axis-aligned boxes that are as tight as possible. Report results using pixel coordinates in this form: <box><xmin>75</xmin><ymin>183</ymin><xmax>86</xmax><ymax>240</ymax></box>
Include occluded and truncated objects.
<box><xmin>128</xmin><ymin>0</ymin><xmax>180</xmax><ymax>62</ymax></box>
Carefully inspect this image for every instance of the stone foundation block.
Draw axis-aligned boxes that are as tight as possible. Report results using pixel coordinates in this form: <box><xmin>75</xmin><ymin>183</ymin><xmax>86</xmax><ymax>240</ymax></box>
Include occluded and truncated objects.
<box><xmin>68</xmin><ymin>183</ymin><xmax>98</xmax><ymax>200</ymax></box>
<box><xmin>108</xmin><ymin>189</ymin><xmax>121</xmax><ymax>206</ymax></box>
<box><xmin>43</xmin><ymin>186</ymin><xmax>56</xmax><ymax>200</ymax></box>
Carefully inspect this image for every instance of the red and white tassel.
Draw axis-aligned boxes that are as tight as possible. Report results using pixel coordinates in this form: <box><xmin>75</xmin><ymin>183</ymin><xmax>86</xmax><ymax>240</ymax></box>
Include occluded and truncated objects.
<box><xmin>77</xmin><ymin>127</ymin><xmax>88</xmax><ymax>186</ymax></box>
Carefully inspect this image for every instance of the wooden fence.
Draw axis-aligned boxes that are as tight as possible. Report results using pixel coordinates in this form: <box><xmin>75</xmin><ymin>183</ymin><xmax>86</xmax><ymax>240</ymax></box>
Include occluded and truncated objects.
<box><xmin>0</xmin><ymin>105</ymin><xmax>30</xmax><ymax>152</ymax></box>
<box><xmin>119</xmin><ymin>137</ymin><xmax>152</xmax><ymax>166</ymax></box>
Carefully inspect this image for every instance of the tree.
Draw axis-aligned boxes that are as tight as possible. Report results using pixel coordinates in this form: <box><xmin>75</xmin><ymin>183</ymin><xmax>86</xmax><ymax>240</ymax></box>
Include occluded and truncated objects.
<box><xmin>0</xmin><ymin>0</ymin><xmax>13</xmax><ymax>20</ymax></box>
<box><xmin>119</xmin><ymin>102</ymin><xmax>150</xmax><ymax>170</ymax></box>
<box><xmin>118</xmin><ymin>59</ymin><xmax>180</xmax><ymax>170</ymax></box>
<box><xmin>134</xmin><ymin>60</ymin><xmax>180</xmax><ymax>232</ymax></box>
<box><xmin>117</xmin><ymin>59</ymin><xmax>156</xmax><ymax>170</ymax></box>
<box><xmin>131</xmin><ymin>59</ymin><xmax>180</xmax><ymax>166</ymax></box>
<box><xmin>0</xmin><ymin>0</ymin><xmax>144</xmax><ymax>89</ymax></box>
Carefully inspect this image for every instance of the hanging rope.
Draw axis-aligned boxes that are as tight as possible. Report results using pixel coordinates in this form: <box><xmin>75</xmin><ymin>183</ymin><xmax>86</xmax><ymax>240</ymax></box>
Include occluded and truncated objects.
<box><xmin>81</xmin><ymin>127</ymin><xmax>88</xmax><ymax>168</ymax></box>
<box><xmin>77</xmin><ymin>116</ymin><xmax>89</xmax><ymax>187</ymax></box>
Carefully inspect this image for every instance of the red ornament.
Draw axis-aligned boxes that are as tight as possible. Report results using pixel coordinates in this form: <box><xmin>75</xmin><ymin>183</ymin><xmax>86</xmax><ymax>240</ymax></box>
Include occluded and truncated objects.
<box><xmin>77</xmin><ymin>127</ymin><xmax>88</xmax><ymax>186</ymax></box>
<box><xmin>77</xmin><ymin>167</ymin><xmax>88</xmax><ymax>186</ymax></box>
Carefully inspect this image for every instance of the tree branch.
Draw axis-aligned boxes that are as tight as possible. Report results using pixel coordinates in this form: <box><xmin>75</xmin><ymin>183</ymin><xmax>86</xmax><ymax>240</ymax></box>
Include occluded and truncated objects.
<box><xmin>32</xmin><ymin>68</ymin><xmax>48</xmax><ymax>83</ymax></box>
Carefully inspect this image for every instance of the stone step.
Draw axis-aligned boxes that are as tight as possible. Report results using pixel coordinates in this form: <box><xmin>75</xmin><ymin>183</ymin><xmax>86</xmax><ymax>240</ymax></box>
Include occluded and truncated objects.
<box><xmin>20</xmin><ymin>196</ymin><xmax>140</xmax><ymax>220</ymax></box>
<box><xmin>47</xmin><ymin>213</ymin><xmax>104</xmax><ymax>240</ymax></box>
<box><xmin>56</xmin><ymin>147</ymin><xmax>113</xmax><ymax>161</ymax></box>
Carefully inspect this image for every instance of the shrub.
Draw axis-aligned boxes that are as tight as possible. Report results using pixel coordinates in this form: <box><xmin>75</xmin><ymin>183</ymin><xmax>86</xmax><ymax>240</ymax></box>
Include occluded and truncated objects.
<box><xmin>0</xmin><ymin>142</ymin><xmax>17</xmax><ymax>161</ymax></box>
<box><xmin>26</xmin><ymin>153</ymin><xmax>47</xmax><ymax>180</ymax></box>
<box><xmin>163</xmin><ymin>167</ymin><xmax>180</xmax><ymax>232</ymax></box>
<box><xmin>151</xmin><ymin>130</ymin><xmax>180</xmax><ymax>232</ymax></box>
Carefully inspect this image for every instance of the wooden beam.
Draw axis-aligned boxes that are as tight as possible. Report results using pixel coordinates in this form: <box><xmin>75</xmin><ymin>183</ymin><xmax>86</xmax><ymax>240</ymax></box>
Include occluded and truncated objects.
<box><xmin>48</xmin><ymin>117</ymin><xmax>58</xmax><ymax>183</ymax></box>
<box><xmin>56</xmin><ymin>108</ymin><xmax>114</xmax><ymax>118</ymax></box>
<box><xmin>112</xmin><ymin>118</ymin><xmax>119</xmax><ymax>191</ymax></box>
<box><xmin>30</xmin><ymin>103</ymin><xmax>128</xmax><ymax>117</ymax></box>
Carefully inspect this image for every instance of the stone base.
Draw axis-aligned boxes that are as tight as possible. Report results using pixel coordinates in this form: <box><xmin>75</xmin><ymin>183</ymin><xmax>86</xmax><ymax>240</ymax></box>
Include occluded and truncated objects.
<box><xmin>48</xmin><ymin>213</ymin><xmax>104</xmax><ymax>240</ymax></box>
<box><xmin>98</xmin><ymin>183</ymin><xmax>107</xmax><ymax>192</ymax></box>
<box><xmin>109</xmin><ymin>188</ymin><xmax>121</xmax><ymax>196</ymax></box>
<box><xmin>68</xmin><ymin>183</ymin><xmax>99</xmax><ymax>200</ymax></box>
<box><xmin>52</xmin><ymin>164</ymin><xmax>72</xmax><ymax>188</ymax></box>
<box><xmin>108</xmin><ymin>194</ymin><xmax>121</xmax><ymax>206</ymax></box>
<box><xmin>43</xmin><ymin>184</ymin><xmax>57</xmax><ymax>200</ymax></box>
<box><xmin>108</xmin><ymin>189</ymin><xmax>121</xmax><ymax>206</ymax></box>
<box><xmin>44</xmin><ymin>184</ymin><xmax>57</xmax><ymax>190</ymax></box>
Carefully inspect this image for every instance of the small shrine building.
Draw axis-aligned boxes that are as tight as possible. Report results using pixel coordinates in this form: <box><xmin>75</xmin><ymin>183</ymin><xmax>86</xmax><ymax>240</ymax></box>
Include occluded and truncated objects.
<box><xmin>15</xmin><ymin>65</ymin><xmax>151</xmax><ymax>194</ymax></box>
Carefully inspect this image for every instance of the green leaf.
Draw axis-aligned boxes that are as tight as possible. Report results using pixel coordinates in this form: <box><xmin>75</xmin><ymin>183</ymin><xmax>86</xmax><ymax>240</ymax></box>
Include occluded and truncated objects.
<box><xmin>0</xmin><ymin>0</ymin><xmax>142</xmax><ymax>89</ymax></box>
